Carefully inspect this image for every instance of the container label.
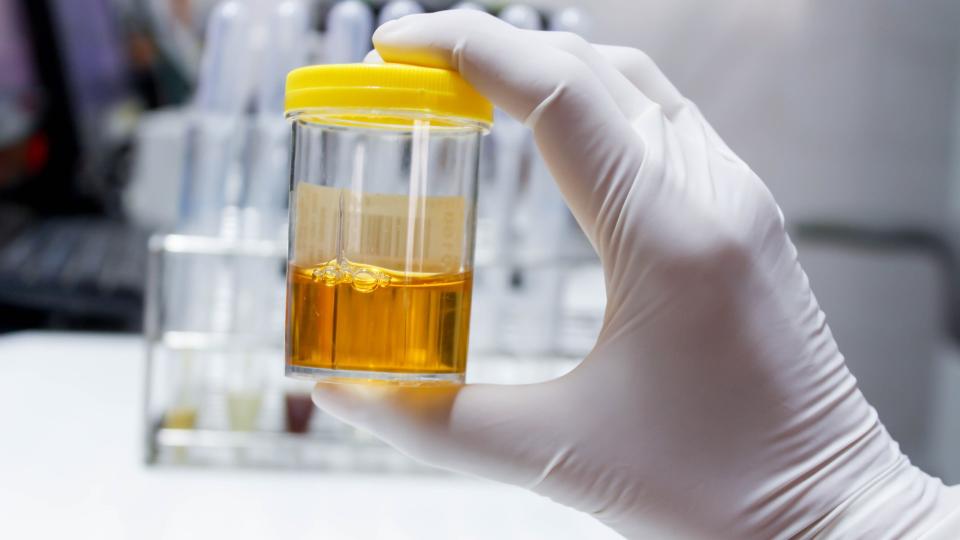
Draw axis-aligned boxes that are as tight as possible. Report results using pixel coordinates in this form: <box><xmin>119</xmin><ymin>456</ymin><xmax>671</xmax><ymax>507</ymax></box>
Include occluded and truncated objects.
<box><xmin>293</xmin><ymin>183</ymin><xmax>466</xmax><ymax>273</ymax></box>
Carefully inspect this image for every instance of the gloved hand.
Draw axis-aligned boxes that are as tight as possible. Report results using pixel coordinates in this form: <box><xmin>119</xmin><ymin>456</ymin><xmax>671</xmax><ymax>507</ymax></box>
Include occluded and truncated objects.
<box><xmin>311</xmin><ymin>10</ymin><xmax>960</xmax><ymax>539</ymax></box>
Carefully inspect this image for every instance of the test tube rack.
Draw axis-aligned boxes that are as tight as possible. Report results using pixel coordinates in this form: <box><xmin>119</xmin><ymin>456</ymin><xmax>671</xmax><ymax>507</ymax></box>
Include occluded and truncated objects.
<box><xmin>142</xmin><ymin>233</ymin><xmax>435</xmax><ymax>471</ymax></box>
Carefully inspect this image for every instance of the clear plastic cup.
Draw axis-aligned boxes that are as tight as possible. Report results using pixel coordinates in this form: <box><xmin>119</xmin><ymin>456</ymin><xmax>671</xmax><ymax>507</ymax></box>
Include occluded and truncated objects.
<box><xmin>284</xmin><ymin>63</ymin><xmax>493</xmax><ymax>383</ymax></box>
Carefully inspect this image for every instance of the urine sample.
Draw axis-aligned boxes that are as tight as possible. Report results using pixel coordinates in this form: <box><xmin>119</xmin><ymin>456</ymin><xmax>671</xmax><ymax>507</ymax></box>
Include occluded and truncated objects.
<box><xmin>227</xmin><ymin>390</ymin><xmax>262</xmax><ymax>431</ymax></box>
<box><xmin>284</xmin><ymin>63</ymin><xmax>492</xmax><ymax>383</ymax></box>
<box><xmin>163</xmin><ymin>405</ymin><xmax>198</xmax><ymax>430</ymax></box>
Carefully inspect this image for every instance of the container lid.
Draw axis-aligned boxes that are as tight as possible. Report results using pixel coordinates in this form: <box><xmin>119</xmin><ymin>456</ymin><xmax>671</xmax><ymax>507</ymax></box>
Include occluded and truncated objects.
<box><xmin>284</xmin><ymin>63</ymin><xmax>493</xmax><ymax>127</ymax></box>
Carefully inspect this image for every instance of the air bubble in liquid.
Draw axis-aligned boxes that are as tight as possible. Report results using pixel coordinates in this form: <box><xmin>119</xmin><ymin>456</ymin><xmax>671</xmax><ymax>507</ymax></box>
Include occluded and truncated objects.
<box><xmin>352</xmin><ymin>268</ymin><xmax>383</xmax><ymax>293</ymax></box>
<box><xmin>313</xmin><ymin>264</ymin><xmax>341</xmax><ymax>286</ymax></box>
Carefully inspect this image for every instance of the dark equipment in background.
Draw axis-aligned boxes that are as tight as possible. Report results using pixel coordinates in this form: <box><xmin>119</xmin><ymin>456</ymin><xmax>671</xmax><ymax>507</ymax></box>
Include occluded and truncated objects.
<box><xmin>0</xmin><ymin>0</ymin><xmax>149</xmax><ymax>332</ymax></box>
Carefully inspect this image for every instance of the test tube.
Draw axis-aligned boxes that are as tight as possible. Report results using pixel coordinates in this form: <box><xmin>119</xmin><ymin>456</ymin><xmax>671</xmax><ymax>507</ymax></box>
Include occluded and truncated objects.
<box><xmin>284</xmin><ymin>392</ymin><xmax>315</xmax><ymax>434</ymax></box>
<box><xmin>238</xmin><ymin>3</ymin><xmax>305</xmax><ymax>421</ymax></box>
<box><xmin>496</xmin><ymin>5</ymin><xmax>573</xmax><ymax>357</ymax></box>
<box><xmin>193</xmin><ymin>0</ymin><xmax>253</xmax><ymax>116</ymax></box>
<box><xmin>255</xmin><ymin>0</ymin><xmax>310</xmax><ymax>117</ymax></box>
<box><xmin>163</xmin><ymin>352</ymin><xmax>200</xmax><ymax>431</ymax></box>
<box><xmin>225</xmin><ymin>351</ymin><xmax>266</xmax><ymax>431</ymax></box>
<box><xmin>450</xmin><ymin>2</ymin><xmax>485</xmax><ymax>11</ymax></box>
<box><xmin>501</xmin><ymin>151</ymin><xmax>568</xmax><ymax>356</ymax></box>
<box><xmin>470</xmin><ymin>5</ymin><xmax>545</xmax><ymax>354</ymax></box>
<box><xmin>325</xmin><ymin>0</ymin><xmax>374</xmax><ymax>64</ymax></box>
<box><xmin>498</xmin><ymin>4</ymin><xmax>541</xmax><ymax>30</ymax></box>
<box><xmin>161</xmin><ymin>351</ymin><xmax>200</xmax><ymax>463</ymax></box>
<box><xmin>245</xmin><ymin>0</ymin><xmax>310</xmax><ymax>240</ymax></box>
<box><xmin>377</xmin><ymin>0</ymin><xmax>423</xmax><ymax>26</ymax></box>
<box><xmin>549</xmin><ymin>6</ymin><xmax>593</xmax><ymax>37</ymax></box>
<box><xmin>547</xmin><ymin>6</ymin><xmax>600</xmax><ymax>357</ymax></box>
<box><xmin>180</xmin><ymin>0</ymin><xmax>252</xmax><ymax>235</ymax></box>
<box><xmin>176</xmin><ymin>2</ymin><xmax>254</xmax><ymax>449</ymax></box>
<box><xmin>227</xmin><ymin>391</ymin><xmax>262</xmax><ymax>431</ymax></box>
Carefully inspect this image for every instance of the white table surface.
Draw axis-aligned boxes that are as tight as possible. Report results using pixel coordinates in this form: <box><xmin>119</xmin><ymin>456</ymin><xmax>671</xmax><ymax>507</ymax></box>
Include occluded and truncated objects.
<box><xmin>0</xmin><ymin>332</ymin><xmax>619</xmax><ymax>540</ymax></box>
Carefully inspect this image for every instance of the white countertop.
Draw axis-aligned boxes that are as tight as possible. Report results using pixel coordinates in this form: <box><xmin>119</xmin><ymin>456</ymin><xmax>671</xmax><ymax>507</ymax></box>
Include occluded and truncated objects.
<box><xmin>0</xmin><ymin>332</ymin><xmax>619</xmax><ymax>539</ymax></box>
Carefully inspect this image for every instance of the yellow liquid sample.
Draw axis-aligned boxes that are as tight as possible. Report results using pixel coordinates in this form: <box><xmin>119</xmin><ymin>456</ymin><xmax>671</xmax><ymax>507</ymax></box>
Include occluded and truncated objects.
<box><xmin>162</xmin><ymin>405</ymin><xmax>197</xmax><ymax>463</ymax></box>
<box><xmin>227</xmin><ymin>391</ymin><xmax>262</xmax><ymax>431</ymax></box>
<box><xmin>286</xmin><ymin>262</ymin><xmax>472</xmax><ymax>376</ymax></box>
<box><xmin>163</xmin><ymin>406</ymin><xmax>197</xmax><ymax>430</ymax></box>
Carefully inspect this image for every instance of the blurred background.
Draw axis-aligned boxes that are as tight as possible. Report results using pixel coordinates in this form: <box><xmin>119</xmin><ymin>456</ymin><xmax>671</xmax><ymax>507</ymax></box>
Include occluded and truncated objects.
<box><xmin>1</xmin><ymin>0</ymin><xmax>959</xmax><ymax>538</ymax></box>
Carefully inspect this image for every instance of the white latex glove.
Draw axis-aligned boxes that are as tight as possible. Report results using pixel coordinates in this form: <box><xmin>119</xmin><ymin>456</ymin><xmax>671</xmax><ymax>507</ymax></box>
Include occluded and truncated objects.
<box><xmin>311</xmin><ymin>11</ymin><xmax>960</xmax><ymax>539</ymax></box>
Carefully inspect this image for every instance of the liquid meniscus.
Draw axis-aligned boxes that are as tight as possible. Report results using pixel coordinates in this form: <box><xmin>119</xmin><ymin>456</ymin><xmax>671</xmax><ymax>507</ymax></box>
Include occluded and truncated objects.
<box><xmin>286</xmin><ymin>262</ymin><xmax>472</xmax><ymax>376</ymax></box>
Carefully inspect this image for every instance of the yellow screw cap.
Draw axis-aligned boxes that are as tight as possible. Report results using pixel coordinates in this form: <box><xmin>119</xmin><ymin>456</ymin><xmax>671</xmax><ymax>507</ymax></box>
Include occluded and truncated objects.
<box><xmin>284</xmin><ymin>63</ymin><xmax>493</xmax><ymax>127</ymax></box>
